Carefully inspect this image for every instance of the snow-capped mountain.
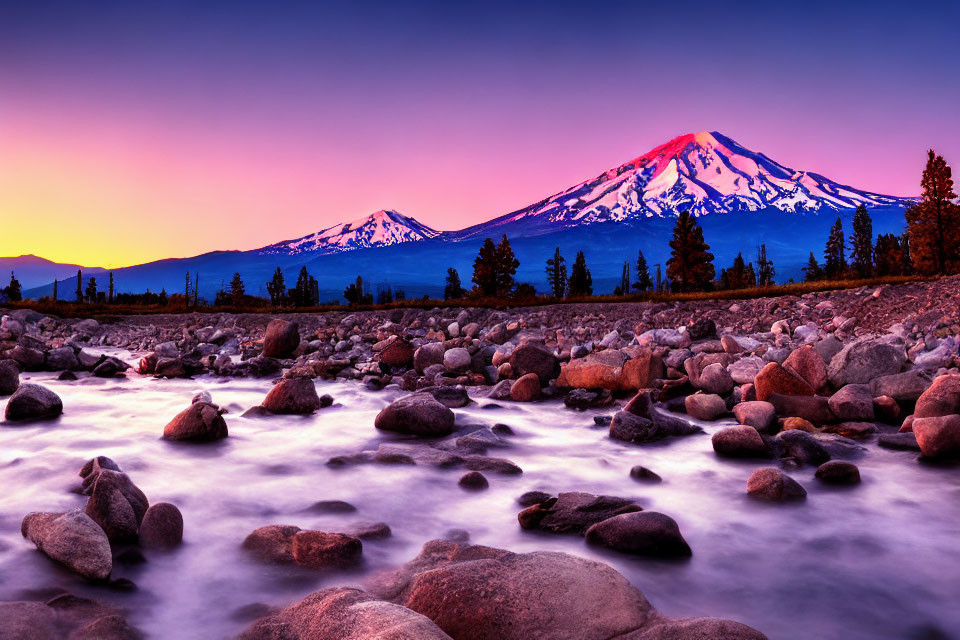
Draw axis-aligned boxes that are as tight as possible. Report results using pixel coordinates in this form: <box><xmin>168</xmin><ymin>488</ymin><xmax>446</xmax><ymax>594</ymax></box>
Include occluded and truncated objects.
<box><xmin>256</xmin><ymin>209</ymin><xmax>440</xmax><ymax>256</ymax></box>
<box><xmin>459</xmin><ymin>131</ymin><xmax>912</xmax><ymax>235</ymax></box>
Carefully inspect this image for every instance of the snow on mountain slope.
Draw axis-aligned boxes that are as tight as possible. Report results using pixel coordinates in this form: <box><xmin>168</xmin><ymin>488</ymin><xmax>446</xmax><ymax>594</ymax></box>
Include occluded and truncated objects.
<box><xmin>256</xmin><ymin>210</ymin><xmax>441</xmax><ymax>256</ymax></box>
<box><xmin>461</xmin><ymin>131</ymin><xmax>913</xmax><ymax>234</ymax></box>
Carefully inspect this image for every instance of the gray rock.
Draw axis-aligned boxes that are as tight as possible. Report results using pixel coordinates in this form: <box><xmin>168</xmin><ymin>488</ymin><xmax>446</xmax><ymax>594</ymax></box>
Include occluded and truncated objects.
<box><xmin>585</xmin><ymin>511</ymin><xmax>691</xmax><ymax>557</ymax></box>
<box><xmin>45</xmin><ymin>347</ymin><xmax>80</xmax><ymax>371</ymax></box>
<box><xmin>21</xmin><ymin>510</ymin><xmax>112</xmax><ymax>580</ymax></box>
<box><xmin>517</xmin><ymin>491</ymin><xmax>641</xmax><ymax>534</ymax></box>
<box><xmin>375</xmin><ymin>393</ymin><xmax>455</xmax><ymax>436</ymax></box>
<box><xmin>442</xmin><ymin>348</ymin><xmax>472</xmax><ymax>374</ymax></box>
<box><xmin>139</xmin><ymin>502</ymin><xmax>184</xmax><ymax>549</ymax></box>
<box><xmin>828</xmin><ymin>384</ymin><xmax>875</xmax><ymax>421</ymax></box>
<box><xmin>4</xmin><ymin>383</ymin><xmax>62</xmax><ymax>421</ymax></box>
<box><xmin>828</xmin><ymin>339</ymin><xmax>906</xmax><ymax>387</ymax></box>
<box><xmin>698</xmin><ymin>363</ymin><xmax>734</xmax><ymax>394</ymax></box>
<box><xmin>262</xmin><ymin>378</ymin><xmax>321</xmax><ymax>415</ymax></box>
<box><xmin>0</xmin><ymin>358</ymin><xmax>19</xmax><ymax>395</ymax></box>
<box><xmin>732</xmin><ymin>401</ymin><xmax>776</xmax><ymax>432</ymax></box>
<box><xmin>870</xmin><ymin>370</ymin><xmax>932</xmax><ymax>403</ymax></box>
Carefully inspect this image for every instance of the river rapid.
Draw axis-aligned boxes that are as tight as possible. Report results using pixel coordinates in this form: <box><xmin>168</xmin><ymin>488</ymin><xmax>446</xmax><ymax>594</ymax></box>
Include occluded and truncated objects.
<box><xmin>1</xmin><ymin>362</ymin><xmax>958</xmax><ymax>640</ymax></box>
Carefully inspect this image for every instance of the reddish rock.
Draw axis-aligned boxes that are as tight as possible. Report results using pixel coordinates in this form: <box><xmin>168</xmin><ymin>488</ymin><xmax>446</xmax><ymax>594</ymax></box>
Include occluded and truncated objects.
<box><xmin>378</xmin><ymin>337</ymin><xmax>415</xmax><ymax>368</ymax></box>
<box><xmin>509</xmin><ymin>342</ymin><xmax>559</xmax><ymax>383</ymax></box>
<box><xmin>509</xmin><ymin>373</ymin><xmax>541</xmax><ymax>402</ymax></box>
<box><xmin>585</xmin><ymin>511</ymin><xmax>691</xmax><ymax>558</ymax></box>
<box><xmin>263</xmin><ymin>319</ymin><xmax>300</xmax><ymax>358</ymax></box>
<box><xmin>556</xmin><ymin>350</ymin><xmax>662</xmax><ymax>391</ymax></box>
<box><xmin>746</xmin><ymin>468</ymin><xmax>807</xmax><ymax>501</ymax></box>
<box><xmin>732</xmin><ymin>401</ymin><xmax>776</xmax><ymax>432</ymax></box>
<box><xmin>828</xmin><ymin>384</ymin><xmax>875</xmax><ymax>421</ymax></box>
<box><xmin>914</xmin><ymin>374</ymin><xmax>960</xmax><ymax>418</ymax></box>
<box><xmin>163</xmin><ymin>401</ymin><xmax>228</xmax><ymax>441</ymax></box>
<box><xmin>375</xmin><ymin>393</ymin><xmax>455</xmax><ymax>436</ymax></box>
<box><xmin>781</xmin><ymin>417</ymin><xmax>818</xmax><ymax>432</ymax></box>
<box><xmin>139</xmin><ymin>502</ymin><xmax>184</xmax><ymax>549</ymax></box>
<box><xmin>262</xmin><ymin>378</ymin><xmax>321</xmax><ymax>414</ymax></box>
<box><xmin>767</xmin><ymin>393</ymin><xmax>834</xmax><ymax>426</ymax></box>
<box><xmin>913</xmin><ymin>415</ymin><xmax>960</xmax><ymax>458</ymax></box>
<box><xmin>822</xmin><ymin>421</ymin><xmax>878</xmax><ymax>439</ymax></box>
<box><xmin>291</xmin><ymin>530</ymin><xmax>362</xmax><ymax>569</ymax></box>
<box><xmin>711</xmin><ymin>425</ymin><xmax>768</xmax><ymax>458</ymax></box>
<box><xmin>242</xmin><ymin>525</ymin><xmax>301</xmax><ymax>564</ymax></box>
<box><xmin>21</xmin><ymin>510</ymin><xmax>112</xmax><ymax>581</ymax></box>
<box><xmin>782</xmin><ymin>345</ymin><xmax>828</xmax><ymax>391</ymax></box>
<box><xmin>815</xmin><ymin>460</ymin><xmax>861</xmax><ymax>484</ymax></box>
<box><xmin>754</xmin><ymin>362</ymin><xmax>814</xmax><ymax>402</ymax></box>
<box><xmin>684</xmin><ymin>393</ymin><xmax>726</xmax><ymax>421</ymax></box>
<box><xmin>873</xmin><ymin>395</ymin><xmax>901</xmax><ymax>424</ymax></box>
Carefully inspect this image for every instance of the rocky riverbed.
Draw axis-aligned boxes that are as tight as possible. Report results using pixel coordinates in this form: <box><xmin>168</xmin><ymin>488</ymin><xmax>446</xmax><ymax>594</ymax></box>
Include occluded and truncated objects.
<box><xmin>2</xmin><ymin>277</ymin><xmax>960</xmax><ymax>639</ymax></box>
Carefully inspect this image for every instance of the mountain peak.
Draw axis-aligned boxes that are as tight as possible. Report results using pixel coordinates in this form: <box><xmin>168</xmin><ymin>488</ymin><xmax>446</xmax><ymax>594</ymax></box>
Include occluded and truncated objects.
<box><xmin>477</xmin><ymin>130</ymin><xmax>912</xmax><ymax>232</ymax></box>
<box><xmin>256</xmin><ymin>209</ymin><xmax>439</xmax><ymax>256</ymax></box>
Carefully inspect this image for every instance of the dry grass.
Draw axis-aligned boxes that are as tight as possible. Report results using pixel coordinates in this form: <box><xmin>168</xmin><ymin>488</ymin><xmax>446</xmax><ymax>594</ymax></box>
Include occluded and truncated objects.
<box><xmin>3</xmin><ymin>275</ymin><xmax>926</xmax><ymax>319</ymax></box>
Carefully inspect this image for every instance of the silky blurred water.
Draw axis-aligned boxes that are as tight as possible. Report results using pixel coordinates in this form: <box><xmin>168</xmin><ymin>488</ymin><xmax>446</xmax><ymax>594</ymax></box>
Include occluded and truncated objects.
<box><xmin>1</xmin><ymin>363</ymin><xmax>958</xmax><ymax>639</ymax></box>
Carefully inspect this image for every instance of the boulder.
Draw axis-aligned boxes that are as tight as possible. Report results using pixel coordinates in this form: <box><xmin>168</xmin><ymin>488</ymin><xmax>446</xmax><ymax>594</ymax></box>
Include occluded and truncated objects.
<box><xmin>687</xmin><ymin>318</ymin><xmax>717</xmax><ymax>340</ymax></box>
<box><xmin>84</xmin><ymin>468</ymin><xmax>149</xmax><ymax>542</ymax></box>
<box><xmin>262</xmin><ymin>378</ymin><xmax>321</xmax><ymax>415</ymax></box>
<box><xmin>378</xmin><ymin>338</ymin><xmax>415</xmax><ymax>368</ymax></box>
<box><xmin>828</xmin><ymin>340</ymin><xmax>906</xmax><ymax>387</ymax></box>
<box><xmin>556</xmin><ymin>350</ymin><xmax>663</xmax><ymax>391</ymax></box>
<box><xmin>782</xmin><ymin>345</ymin><xmax>828</xmax><ymax>391</ymax></box>
<box><xmin>263</xmin><ymin>319</ymin><xmax>300</xmax><ymax>358</ymax></box>
<box><xmin>870</xmin><ymin>370</ymin><xmax>932</xmax><ymax>403</ymax></box>
<box><xmin>413</xmin><ymin>343</ymin><xmax>446</xmax><ymax>374</ymax></box>
<box><xmin>697</xmin><ymin>363</ymin><xmax>734</xmax><ymax>395</ymax></box>
<box><xmin>21</xmin><ymin>510</ymin><xmax>112</xmax><ymax>581</ymax></box>
<box><xmin>914</xmin><ymin>374</ymin><xmax>960</xmax><ymax>418</ymax></box>
<box><xmin>754</xmin><ymin>362</ymin><xmax>814</xmax><ymax>402</ymax></box>
<box><xmin>684</xmin><ymin>393</ymin><xmax>726</xmax><ymax>421</ymax></box>
<box><xmin>873</xmin><ymin>395</ymin><xmax>901</xmax><ymax>423</ymax></box>
<box><xmin>163</xmin><ymin>401</ymin><xmax>228</xmax><ymax>441</ymax></box>
<box><xmin>609</xmin><ymin>409</ymin><xmax>700</xmax><ymax>444</ymax></box>
<box><xmin>585</xmin><ymin>511</ymin><xmax>691</xmax><ymax>557</ymax></box>
<box><xmin>828</xmin><ymin>384</ymin><xmax>875</xmax><ymax>421</ymax></box>
<box><xmin>629</xmin><ymin>466</ymin><xmax>662</xmax><ymax>482</ymax></box>
<box><xmin>8</xmin><ymin>345</ymin><xmax>44</xmax><ymax>370</ymax></box>
<box><xmin>291</xmin><ymin>531</ymin><xmax>362</xmax><ymax>569</ymax></box>
<box><xmin>727</xmin><ymin>357</ymin><xmax>764</xmax><ymax>385</ymax></box>
<box><xmin>3</xmin><ymin>383</ymin><xmax>62</xmax><ymax>421</ymax></box>
<box><xmin>746</xmin><ymin>468</ymin><xmax>807</xmax><ymax>501</ymax></box>
<box><xmin>815</xmin><ymin>460</ymin><xmax>861</xmax><ymax>484</ymax></box>
<box><xmin>912</xmin><ymin>415</ymin><xmax>960</xmax><ymax>458</ymax></box>
<box><xmin>442</xmin><ymin>348</ymin><xmax>472</xmax><ymax>374</ymax></box>
<box><xmin>138</xmin><ymin>502</ymin><xmax>184</xmax><ymax>549</ymax></box>
<box><xmin>0</xmin><ymin>601</ymin><xmax>58</xmax><ymax>640</ymax></box>
<box><xmin>458</xmin><ymin>471</ymin><xmax>489</xmax><ymax>490</ymax></box>
<box><xmin>509</xmin><ymin>373</ymin><xmax>541</xmax><ymax>402</ymax></box>
<box><xmin>732</xmin><ymin>401</ymin><xmax>776</xmax><ymax>432</ymax></box>
<box><xmin>0</xmin><ymin>358</ymin><xmax>19</xmax><ymax>395</ymax></box>
<box><xmin>375</xmin><ymin>393</ymin><xmax>455</xmax><ymax>436</ymax></box>
<box><xmin>430</xmin><ymin>386</ymin><xmax>470</xmax><ymax>408</ymax></box>
<box><xmin>630</xmin><ymin>618</ymin><xmax>767</xmax><ymax>640</ymax></box>
<box><xmin>711</xmin><ymin>426</ymin><xmax>769</xmax><ymax>458</ymax></box>
<box><xmin>398</xmin><ymin>545</ymin><xmax>654</xmax><ymax>640</ymax></box>
<box><xmin>45</xmin><ymin>347</ymin><xmax>80</xmax><ymax>371</ymax></box>
<box><xmin>517</xmin><ymin>491</ymin><xmax>641</xmax><ymax>534</ymax></box>
<box><xmin>509</xmin><ymin>343</ymin><xmax>559</xmax><ymax>383</ymax></box>
<box><xmin>238</xmin><ymin>587</ymin><xmax>451</xmax><ymax>640</ymax></box>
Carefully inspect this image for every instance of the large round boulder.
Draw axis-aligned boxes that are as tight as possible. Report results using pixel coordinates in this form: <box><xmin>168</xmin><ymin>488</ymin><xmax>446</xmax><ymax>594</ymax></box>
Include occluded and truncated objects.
<box><xmin>815</xmin><ymin>460</ymin><xmax>861</xmax><ymax>484</ymax></box>
<box><xmin>4</xmin><ymin>383</ymin><xmax>63</xmax><ymax>421</ymax></box>
<box><xmin>414</xmin><ymin>342</ymin><xmax>446</xmax><ymax>374</ymax></box>
<box><xmin>828</xmin><ymin>384</ymin><xmax>875</xmax><ymax>421</ymax></box>
<box><xmin>163</xmin><ymin>401</ymin><xmax>228</xmax><ymax>440</ymax></box>
<box><xmin>732</xmin><ymin>401</ymin><xmax>776</xmax><ymax>432</ymax></box>
<box><xmin>782</xmin><ymin>345</ymin><xmax>828</xmax><ymax>391</ymax></box>
<box><xmin>263</xmin><ymin>319</ymin><xmax>300</xmax><ymax>358</ymax></box>
<box><xmin>139</xmin><ymin>502</ymin><xmax>184</xmax><ymax>549</ymax></box>
<box><xmin>912</xmin><ymin>415</ymin><xmax>960</xmax><ymax>458</ymax></box>
<box><xmin>379</xmin><ymin>337</ymin><xmax>415</xmax><ymax>368</ymax></box>
<box><xmin>375</xmin><ymin>393</ymin><xmax>455</xmax><ymax>436</ymax></box>
<box><xmin>84</xmin><ymin>468</ymin><xmax>149</xmax><ymax>542</ymax></box>
<box><xmin>262</xmin><ymin>378</ymin><xmax>321</xmax><ymax>415</ymax></box>
<box><xmin>21</xmin><ymin>510</ymin><xmax>112</xmax><ymax>581</ymax></box>
<box><xmin>509</xmin><ymin>343</ymin><xmax>559</xmax><ymax>384</ymax></box>
<box><xmin>684</xmin><ymin>393</ymin><xmax>727</xmax><ymax>421</ymax></box>
<box><xmin>509</xmin><ymin>373</ymin><xmax>541</xmax><ymax>402</ymax></box>
<box><xmin>442</xmin><ymin>348</ymin><xmax>472</xmax><ymax>374</ymax></box>
<box><xmin>585</xmin><ymin>511</ymin><xmax>691</xmax><ymax>557</ymax></box>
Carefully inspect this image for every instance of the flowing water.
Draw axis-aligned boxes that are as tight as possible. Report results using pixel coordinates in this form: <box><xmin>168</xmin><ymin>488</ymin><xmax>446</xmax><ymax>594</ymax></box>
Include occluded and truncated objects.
<box><xmin>1</xmin><ymin>360</ymin><xmax>959</xmax><ymax>640</ymax></box>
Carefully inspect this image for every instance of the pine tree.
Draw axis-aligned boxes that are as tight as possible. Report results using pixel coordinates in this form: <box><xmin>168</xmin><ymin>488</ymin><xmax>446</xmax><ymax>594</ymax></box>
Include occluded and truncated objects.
<box><xmin>545</xmin><ymin>247</ymin><xmax>567</xmax><ymax>298</ymax></box>
<box><xmin>756</xmin><ymin>244</ymin><xmax>775</xmax><ymax>286</ymax></box>
<box><xmin>194</xmin><ymin>272</ymin><xmax>199</xmax><ymax>307</ymax></box>
<box><xmin>76</xmin><ymin>269</ymin><xmax>83</xmax><ymax>303</ymax></box>
<box><xmin>905</xmin><ymin>149</ymin><xmax>960</xmax><ymax>275</ymax></box>
<box><xmin>722</xmin><ymin>253</ymin><xmax>748</xmax><ymax>289</ymax></box>
<box><xmin>874</xmin><ymin>233</ymin><xmax>904</xmax><ymax>276</ymax></box>
<box><xmin>744</xmin><ymin>262</ymin><xmax>757</xmax><ymax>287</ymax></box>
<box><xmin>666</xmin><ymin>211</ymin><xmax>715</xmax><ymax>292</ymax></box>
<box><xmin>290</xmin><ymin>267</ymin><xmax>313</xmax><ymax>307</ymax></box>
<box><xmin>849</xmin><ymin>205</ymin><xmax>873</xmax><ymax>278</ymax></box>
<box><xmin>53</xmin><ymin>279</ymin><xmax>58</xmax><ymax>302</ymax></box>
<box><xmin>472</xmin><ymin>238</ymin><xmax>499</xmax><ymax>296</ymax></box>
<box><xmin>4</xmin><ymin>272</ymin><xmax>22</xmax><ymax>301</ymax></box>
<box><xmin>803</xmin><ymin>252</ymin><xmax>823</xmax><ymax>282</ymax></box>
<box><xmin>107</xmin><ymin>272</ymin><xmax>114</xmax><ymax>304</ymax></box>
<box><xmin>494</xmin><ymin>235</ymin><xmax>519</xmax><ymax>296</ymax></box>
<box><xmin>900</xmin><ymin>231</ymin><xmax>912</xmax><ymax>275</ymax></box>
<box><xmin>567</xmin><ymin>250</ymin><xmax>593</xmax><ymax>297</ymax></box>
<box><xmin>267</xmin><ymin>267</ymin><xmax>286</xmax><ymax>305</ymax></box>
<box><xmin>823</xmin><ymin>216</ymin><xmax>847</xmax><ymax>279</ymax></box>
<box><xmin>184</xmin><ymin>272</ymin><xmax>191</xmax><ymax>306</ymax></box>
<box><xmin>230</xmin><ymin>272</ymin><xmax>245</xmax><ymax>305</ymax></box>
<box><xmin>444</xmin><ymin>267</ymin><xmax>464</xmax><ymax>300</ymax></box>
<box><xmin>619</xmin><ymin>261</ymin><xmax>630</xmax><ymax>295</ymax></box>
<box><xmin>84</xmin><ymin>277</ymin><xmax>97</xmax><ymax>302</ymax></box>
<box><xmin>632</xmin><ymin>249</ymin><xmax>653</xmax><ymax>292</ymax></box>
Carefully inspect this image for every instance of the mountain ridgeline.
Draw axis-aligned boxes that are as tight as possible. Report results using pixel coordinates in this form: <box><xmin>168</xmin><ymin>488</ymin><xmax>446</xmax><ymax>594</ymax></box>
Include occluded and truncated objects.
<box><xmin>14</xmin><ymin>131</ymin><xmax>914</xmax><ymax>300</ymax></box>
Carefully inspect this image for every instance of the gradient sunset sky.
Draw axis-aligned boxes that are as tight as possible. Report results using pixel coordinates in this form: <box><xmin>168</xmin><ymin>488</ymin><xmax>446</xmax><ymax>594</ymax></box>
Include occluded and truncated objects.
<box><xmin>2</xmin><ymin>1</ymin><xmax>958</xmax><ymax>268</ymax></box>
